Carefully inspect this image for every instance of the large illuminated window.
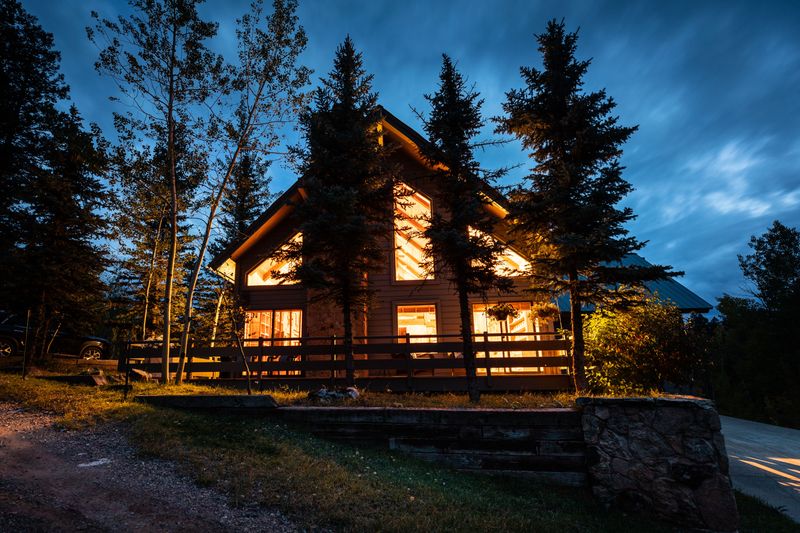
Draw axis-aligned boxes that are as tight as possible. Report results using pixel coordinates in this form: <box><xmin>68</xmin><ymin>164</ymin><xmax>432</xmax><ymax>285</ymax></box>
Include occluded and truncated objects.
<box><xmin>246</xmin><ymin>233</ymin><xmax>301</xmax><ymax>286</ymax></box>
<box><xmin>245</xmin><ymin>309</ymin><xmax>303</xmax><ymax>345</ymax></box>
<box><xmin>396</xmin><ymin>304</ymin><xmax>437</xmax><ymax>343</ymax></box>
<box><xmin>394</xmin><ymin>186</ymin><xmax>433</xmax><ymax>281</ymax></box>
<box><xmin>472</xmin><ymin>302</ymin><xmax>556</xmax><ymax>373</ymax></box>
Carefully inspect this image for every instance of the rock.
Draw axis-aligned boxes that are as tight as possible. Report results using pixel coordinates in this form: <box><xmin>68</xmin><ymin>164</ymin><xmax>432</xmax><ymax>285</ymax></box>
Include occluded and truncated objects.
<box><xmin>307</xmin><ymin>386</ymin><xmax>360</xmax><ymax>403</ymax></box>
<box><xmin>129</xmin><ymin>368</ymin><xmax>152</xmax><ymax>382</ymax></box>
<box><xmin>579</xmin><ymin>397</ymin><xmax>739</xmax><ymax>532</ymax></box>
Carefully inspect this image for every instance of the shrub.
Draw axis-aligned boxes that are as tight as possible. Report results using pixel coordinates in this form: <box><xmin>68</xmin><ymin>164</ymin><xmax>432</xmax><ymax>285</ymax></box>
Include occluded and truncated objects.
<box><xmin>585</xmin><ymin>296</ymin><xmax>709</xmax><ymax>395</ymax></box>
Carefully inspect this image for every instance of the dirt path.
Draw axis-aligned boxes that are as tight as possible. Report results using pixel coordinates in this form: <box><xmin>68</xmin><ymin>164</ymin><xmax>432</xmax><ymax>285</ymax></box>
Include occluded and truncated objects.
<box><xmin>0</xmin><ymin>402</ymin><xmax>296</xmax><ymax>532</ymax></box>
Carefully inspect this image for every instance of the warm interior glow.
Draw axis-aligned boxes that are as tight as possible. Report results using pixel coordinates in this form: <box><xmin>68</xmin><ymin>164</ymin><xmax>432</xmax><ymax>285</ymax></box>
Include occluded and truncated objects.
<box><xmin>496</xmin><ymin>246</ymin><xmax>530</xmax><ymax>276</ymax></box>
<box><xmin>397</xmin><ymin>304</ymin><xmax>437</xmax><ymax>343</ymax></box>
<box><xmin>472</xmin><ymin>302</ymin><xmax>556</xmax><ymax>373</ymax></box>
<box><xmin>245</xmin><ymin>309</ymin><xmax>302</xmax><ymax>344</ymax></box>
<box><xmin>468</xmin><ymin>227</ymin><xmax>530</xmax><ymax>277</ymax></box>
<box><xmin>394</xmin><ymin>185</ymin><xmax>432</xmax><ymax>281</ymax></box>
<box><xmin>246</xmin><ymin>233</ymin><xmax>302</xmax><ymax>286</ymax></box>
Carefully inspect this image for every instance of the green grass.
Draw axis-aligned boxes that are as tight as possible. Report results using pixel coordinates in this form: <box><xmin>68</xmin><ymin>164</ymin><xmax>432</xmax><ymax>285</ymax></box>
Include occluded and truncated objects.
<box><xmin>0</xmin><ymin>372</ymin><xmax>796</xmax><ymax>532</ymax></box>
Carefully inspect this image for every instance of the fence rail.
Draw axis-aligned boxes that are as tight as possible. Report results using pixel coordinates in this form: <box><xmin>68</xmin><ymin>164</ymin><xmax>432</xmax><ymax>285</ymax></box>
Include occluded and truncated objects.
<box><xmin>122</xmin><ymin>332</ymin><xmax>573</xmax><ymax>392</ymax></box>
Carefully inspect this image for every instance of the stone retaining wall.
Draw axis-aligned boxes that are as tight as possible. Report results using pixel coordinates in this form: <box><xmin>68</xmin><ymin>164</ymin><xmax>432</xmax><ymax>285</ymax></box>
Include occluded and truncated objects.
<box><xmin>273</xmin><ymin>406</ymin><xmax>588</xmax><ymax>486</ymax></box>
<box><xmin>578</xmin><ymin>397</ymin><xmax>738</xmax><ymax>532</ymax></box>
<box><xmin>136</xmin><ymin>394</ymin><xmax>739</xmax><ymax>531</ymax></box>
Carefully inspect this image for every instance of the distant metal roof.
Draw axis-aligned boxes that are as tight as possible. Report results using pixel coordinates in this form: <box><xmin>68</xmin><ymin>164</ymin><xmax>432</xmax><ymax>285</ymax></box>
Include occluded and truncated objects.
<box><xmin>554</xmin><ymin>254</ymin><xmax>712</xmax><ymax>313</ymax></box>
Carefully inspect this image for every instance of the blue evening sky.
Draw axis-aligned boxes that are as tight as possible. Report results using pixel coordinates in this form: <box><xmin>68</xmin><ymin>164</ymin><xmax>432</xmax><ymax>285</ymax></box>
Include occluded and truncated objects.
<box><xmin>22</xmin><ymin>0</ymin><xmax>800</xmax><ymax>307</ymax></box>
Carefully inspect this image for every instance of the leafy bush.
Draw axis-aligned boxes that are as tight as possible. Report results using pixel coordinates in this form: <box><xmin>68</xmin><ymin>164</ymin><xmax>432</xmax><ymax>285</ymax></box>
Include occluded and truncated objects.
<box><xmin>585</xmin><ymin>296</ymin><xmax>709</xmax><ymax>395</ymax></box>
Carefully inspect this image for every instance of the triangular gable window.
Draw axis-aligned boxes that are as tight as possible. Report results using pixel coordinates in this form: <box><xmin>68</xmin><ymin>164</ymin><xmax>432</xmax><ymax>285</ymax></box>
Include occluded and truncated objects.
<box><xmin>246</xmin><ymin>233</ymin><xmax>302</xmax><ymax>286</ymax></box>
<box><xmin>468</xmin><ymin>227</ymin><xmax>530</xmax><ymax>277</ymax></box>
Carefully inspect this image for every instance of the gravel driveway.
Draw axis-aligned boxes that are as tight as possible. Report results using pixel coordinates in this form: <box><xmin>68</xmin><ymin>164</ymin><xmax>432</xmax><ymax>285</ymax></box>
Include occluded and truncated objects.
<box><xmin>0</xmin><ymin>402</ymin><xmax>296</xmax><ymax>532</ymax></box>
<box><xmin>720</xmin><ymin>415</ymin><xmax>800</xmax><ymax>524</ymax></box>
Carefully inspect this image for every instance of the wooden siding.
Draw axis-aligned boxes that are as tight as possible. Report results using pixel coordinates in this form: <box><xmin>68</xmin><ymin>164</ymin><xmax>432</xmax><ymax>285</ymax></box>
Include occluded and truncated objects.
<box><xmin>232</xmin><ymin>133</ymin><xmax>538</xmax><ymax>340</ymax></box>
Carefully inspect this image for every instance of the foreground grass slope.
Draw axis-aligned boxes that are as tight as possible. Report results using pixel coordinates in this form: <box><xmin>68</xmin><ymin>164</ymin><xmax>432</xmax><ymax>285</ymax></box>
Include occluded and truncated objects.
<box><xmin>0</xmin><ymin>373</ymin><xmax>796</xmax><ymax>532</ymax></box>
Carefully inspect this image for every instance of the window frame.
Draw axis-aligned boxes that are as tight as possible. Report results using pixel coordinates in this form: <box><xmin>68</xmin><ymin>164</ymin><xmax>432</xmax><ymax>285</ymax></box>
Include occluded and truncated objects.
<box><xmin>244</xmin><ymin>232</ymin><xmax>302</xmax><ymax>288</ymax></box>
<box><xmin>393</xmin><ymin>301</ymin><xmax>440</xmax><ymax>344</ymax></box>
<box><xmin>392</xmin><ymin>183</ymin><xmax>435</xmax><ymax>283</ymax></box>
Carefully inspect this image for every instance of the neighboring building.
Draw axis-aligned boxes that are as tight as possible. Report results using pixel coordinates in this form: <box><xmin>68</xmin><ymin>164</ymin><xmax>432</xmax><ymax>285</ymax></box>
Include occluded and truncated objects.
<box><xmin>209</xmin><ymin>108</ymin><xmax>711</xmax><ymax>376</ymax></box>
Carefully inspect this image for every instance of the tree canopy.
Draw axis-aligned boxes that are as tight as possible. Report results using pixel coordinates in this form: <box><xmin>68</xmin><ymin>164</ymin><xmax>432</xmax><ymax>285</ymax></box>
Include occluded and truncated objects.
<box><xmin>495</xmin><ymin>19</ymin><xmax>678</xmax><ymax>390</ymax></box>
<box><xmin>274</xmin><ymin>36</ymin><xmax>398</xmax><ymax>385</ymax></box>
<box><xmin>418</xmin><ymin>54</ymin><xmax>511</xmax><ymax>402</ymax></box>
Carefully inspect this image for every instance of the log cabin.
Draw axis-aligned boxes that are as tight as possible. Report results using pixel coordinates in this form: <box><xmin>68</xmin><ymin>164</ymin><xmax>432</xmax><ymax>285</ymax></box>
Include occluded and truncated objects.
<box><xmin>207</xmin><ymin>107</ymin><xmax>711</xmax><ymax>387</ymax></box>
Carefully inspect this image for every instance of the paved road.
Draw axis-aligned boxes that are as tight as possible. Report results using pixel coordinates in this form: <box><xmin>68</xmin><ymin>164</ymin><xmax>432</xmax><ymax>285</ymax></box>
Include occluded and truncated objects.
<box><xmin>720</xmin><ymin>415</ymin><xmax>800</xmax><ymax>523</ymax></box>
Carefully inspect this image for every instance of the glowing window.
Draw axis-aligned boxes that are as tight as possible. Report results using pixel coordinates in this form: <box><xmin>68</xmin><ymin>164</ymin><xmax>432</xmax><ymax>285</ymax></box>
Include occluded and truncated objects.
<box><xmin>468</xmin><ymin>227</ymin><xmax>530</xmax><ymax>277</ymax></box>
<box><xmin>496</xmin><ymin>246</ymin><xmax>530</xmax><ymax>277</ymax></box>
<box><xmin>246</xmin><ymin>233</ymin><xmax>301</xmax><ymax>286</ymax></box>
<box><xmin>397</xmin><ymin>304</ymin><xmax>437</xmax><ymax>343</ymax></box>
<box><xmin>472</xmin><ymin>302</ymin><xmax>557</xmax><ymax>373</ymax></box>
<box><xmin>394</xmin><ymin>186</ymin><xmax>433</xmax><ymax>280</ymax></box>
<box><xmin>245</xmin><ymin>309</ymin><xmax>302</xmax><ymax>345</ymax></box>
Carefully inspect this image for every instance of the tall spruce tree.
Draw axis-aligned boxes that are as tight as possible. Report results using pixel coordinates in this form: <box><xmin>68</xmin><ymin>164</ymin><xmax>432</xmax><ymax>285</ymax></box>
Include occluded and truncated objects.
<box><xmin>110</xmin><ymin>129</ymin><xmax>204</xmax><ymax>342</ymax></box>
<box><xmin>211</xmin><ymin>150</ymin><xmax>271</xmax><ymax>257</ymax></box>
<box><xmin>0</xmin><ymin>0</ymin><xmax>69</xmax><ymax>304</ymax></box>
<box><xmin>1</xmin><ymin>1</ymin><xmax>109</xmax><ymax>363</ymax></box>
<box><xmin>18</xmin><ymin>107</ymin><xmax>109</xmax><ymax>362</ymax></box>
<box><xmin>275</xmin><ymin>37</ymin><xmax>397</xmax><ymax>386</ymax></box>
<box><xmin>495</xmin><ymin>20</ymin><xmax>677</xmax><ymax>391</ymax></box>
<box><xmin>418</xmin><ymin>55</ymin><xmax>511</xmax><ymax>402</ymax></box>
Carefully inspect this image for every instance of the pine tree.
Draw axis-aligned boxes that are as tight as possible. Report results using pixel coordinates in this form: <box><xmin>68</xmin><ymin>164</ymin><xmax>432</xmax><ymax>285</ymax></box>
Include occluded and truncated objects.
<box><xmin>0</xmin><ymin>0</ymin><xmax>69</xmax><ymax>303</ymax></box>
<box><xmin>110</xmin><ymin>130</ymin><xmax>204</xmax><ymax>342</ymax></box>
<box><xmin>418</xmin><ymin>55</ymin><xmax>511</xmax><ymax>402</ymax></box>
<box><xmin>210</xmin><ymin>150</ymin><xmax>272</xmax><ymax>257</ymax></box>
<box><xmin>495</xmin><ymin>20</ymin><xmax>678</xmax><ymax>391</ymax></box>
<box><xmin>17</xmin><ymin>107</ymin><xmax>109</xmax><ymax>361</ymax></box>
<box><xmin>275</xmin><ymin>37</ymin><xmax>398</xmax><ymax>386</ymax></box>
<box><xmin>1</xmin><ymin>1</ymin><xmax>109</xmax><ymax>362</ymax></box>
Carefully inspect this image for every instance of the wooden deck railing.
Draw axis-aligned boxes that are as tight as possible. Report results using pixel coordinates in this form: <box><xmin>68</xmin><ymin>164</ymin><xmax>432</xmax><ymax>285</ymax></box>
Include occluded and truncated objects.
<box><xmin>121</xmin><ymin>332</ymin><xmax>573</xmax><ymax>392</ymax></box>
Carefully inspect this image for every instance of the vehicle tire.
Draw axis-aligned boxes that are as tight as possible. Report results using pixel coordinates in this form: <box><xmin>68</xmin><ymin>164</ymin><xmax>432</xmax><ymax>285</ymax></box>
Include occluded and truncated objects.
<box><xmin>0</xmin><ymin>337</ymin><xmax>17</xmax><ymax>358</ymax></box>
<box><xmin>80</xmin><ymin>346</ymin><xmax>103</xmax><ymax>360</ymax></box>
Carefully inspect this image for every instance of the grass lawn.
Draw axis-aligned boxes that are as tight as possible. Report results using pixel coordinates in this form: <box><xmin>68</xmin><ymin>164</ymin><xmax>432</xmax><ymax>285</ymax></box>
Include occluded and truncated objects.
<box><xmin>0</xmin><ymin>372</ymin><xmax>797</xmax><ymax>532</ymax></box>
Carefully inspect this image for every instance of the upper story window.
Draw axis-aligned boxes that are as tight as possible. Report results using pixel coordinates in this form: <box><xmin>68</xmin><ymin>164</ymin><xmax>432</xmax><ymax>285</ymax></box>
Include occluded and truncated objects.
<box><xmin>469</xmin><ymin>227</ymin><xmax>530</xmax><ymax>277</ymax></box>
<box><xmin>495</xmin><ymin>246</ymin><xmax>531</xmax><ymax>277</ymax></box>
<box><xmin>246</xmin><ymin>233</ymin><xmax>302</xmax><ymax>286</ymax></box>
<box><xmin>394</xmin><ymin>185</ymin><xmax>433</xmax><ymax>281</ymax></box>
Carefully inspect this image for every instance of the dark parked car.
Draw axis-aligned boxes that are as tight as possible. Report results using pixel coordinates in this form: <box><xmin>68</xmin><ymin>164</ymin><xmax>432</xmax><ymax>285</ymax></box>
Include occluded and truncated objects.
<box><xmin>0</xmin><ymin>314</ymin><xmax>111</xmax><ymax>360</ymax></box>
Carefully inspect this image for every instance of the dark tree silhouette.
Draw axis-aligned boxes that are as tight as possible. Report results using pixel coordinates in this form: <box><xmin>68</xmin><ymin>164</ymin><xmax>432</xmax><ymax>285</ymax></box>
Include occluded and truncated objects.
<box><xmin>0</xmin><ymin>1</ymin><xmax>109</xmax><ymax>364</ymax></box>
<box><xmin>274</xmin><ymin>37</ymin><xmax>398</xmax><ymax>386</ymax></box>
<box><xmin>0</xmin><ymin>0</ymin><xmax>69</xmax><ymax>300</ymax></box>
<box><xmin>496</xmin><ymin>20</ymin><xmax>678</xmax><ymax>391</ymax></box>
<box><xmin>418</xmin><ymin>55</ymin><xmax>511</xmax><ymax>402</ymax></box>
<box><xmin>738</xmin><ymin>220</ymin><xmax>800</xmax><ymax>311</ymax></box>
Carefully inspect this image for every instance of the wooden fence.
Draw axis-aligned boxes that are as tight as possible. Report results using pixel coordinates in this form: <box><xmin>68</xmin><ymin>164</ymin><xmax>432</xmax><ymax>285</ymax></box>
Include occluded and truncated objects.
<box><xmin>122</xmin><ymin>332</ymin><xmax>573</xmax><ymax>392</ymax></box>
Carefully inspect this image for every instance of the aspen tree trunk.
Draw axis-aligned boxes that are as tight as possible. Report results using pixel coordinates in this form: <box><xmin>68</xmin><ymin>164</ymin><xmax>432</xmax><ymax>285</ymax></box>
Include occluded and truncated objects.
<box><xmin>142</xmin><ymin>212</ymin><xmax>164</xmax><ymax>341</ymax></box>
<box><xmin>160</xmin><ymin>19</ymin><xmax>179</xmax><ymax>385</ymax></box>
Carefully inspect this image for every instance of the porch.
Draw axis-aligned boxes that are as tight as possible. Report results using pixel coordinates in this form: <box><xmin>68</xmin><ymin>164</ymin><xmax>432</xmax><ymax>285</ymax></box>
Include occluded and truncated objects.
<box><xmin>122</xmin><ymin>332</ymin><xmax>573</xmax><ymax>392</ymax></box>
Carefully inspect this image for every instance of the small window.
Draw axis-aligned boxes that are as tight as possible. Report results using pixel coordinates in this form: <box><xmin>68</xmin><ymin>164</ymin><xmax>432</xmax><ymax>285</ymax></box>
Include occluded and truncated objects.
<box><xmin>394</xmin><ymin>185</ymin><xmax>433</xmax><ymax>280</ymax></box>
<box><xmin>397</xmin><ymin>304</ymin><xmax>437</xmax><ymax>343</ymax></box>
<box><xmin>246</xmin><ymin>233</ymin><xmax>302</xmax><ymax>286</ymax></box>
